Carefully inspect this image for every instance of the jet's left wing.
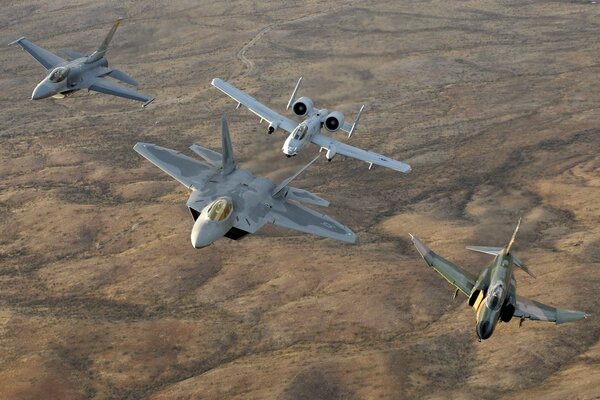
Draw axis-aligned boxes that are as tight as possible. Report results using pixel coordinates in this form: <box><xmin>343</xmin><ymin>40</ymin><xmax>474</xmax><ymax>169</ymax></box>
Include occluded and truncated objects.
<box><xmin>9</xmin><ymin>37</ymin><xmax>65</xmax><ymax>70</ymax></box>
<box><xmin>410</xmin><ymin>235</ymin><xmax>477</xmax><ymax>296</ymax></box>
<box><xmin>212</xmin><ymin>78</ymin><xmax>297</xmax><ymax>133</ymax></box>
<box><xmin>311</xmin><ymin>133</ymin><xmax>411</xmax><ymax>173</ymax></box>
<box><xmin>134</xmin><ymin>143</ymin><xmax>216</xmax><ymax>189</ymax></box>
<box><xmin>89</xmin><ymin>78</ymin><xmax>154</xmax><ymax>107</ymax></box>
<box><xmin>514</xmin><ymin>296</ymin><xmax>588</xmax><ymax>324</ymax></box>
<box><xmin>267</xmin><ymin>200</ymin><xmax>356</xmax><ymax>243</ymax></box>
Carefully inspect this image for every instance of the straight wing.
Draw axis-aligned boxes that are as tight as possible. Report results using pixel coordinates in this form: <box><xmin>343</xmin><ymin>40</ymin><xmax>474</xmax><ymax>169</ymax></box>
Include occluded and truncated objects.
<box><xmin>89</xmin><ymin>78</ymin><xmax>154</xmax><ymax>107</ymax></box>
<box><xmin>311</xmin><ymin>133</ymin><xmax>411</xmax><ymax>173</ymax></box>
<box><xmin>133</xmin><ymin>143</ymin><xmax>216</xmax><ymax>189</ymax></box>
<box><xmin>514</xmin><ymin>296</ymin><xmax>588</xmax><ymax>324</ymax></box>
<box><xmin>267</xmin><ymin>200</ymin><xmax>356</xmax><ymax>243</ymax></box>
<box><xmin>211</xmin><ymin>78</ymin><xmax>297</xmax><ymax>133</ymax></box>
<box><xmin>410</xmin><ymin>235</ymin><xmax>477</xmax><ymax>296</ymax></box>
<box><xmin>10</xmin><ymin>37</ymin><xmax>65</xmax><ymax>70</ymax></box>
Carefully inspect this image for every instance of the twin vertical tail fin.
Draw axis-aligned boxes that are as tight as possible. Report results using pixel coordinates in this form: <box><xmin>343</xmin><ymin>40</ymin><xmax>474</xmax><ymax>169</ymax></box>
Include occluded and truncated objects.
<box><xmin>286</xmin><ymin>77</ymin><xmax>303</xmax><ymax>110</ymax></box>
<box><xmin>272</xmin><ymin>155</ymin><xmax>320</xmax><ymax>196</ymax></box>
<box><xmin>86</xmin><ymin>18</ymin><xmax>122</xmax><ymax>63</ymax></box>
<box><xmin>347</xmin><ymin>104</ymin><xmax>365</xmax><ymax>138</ymax></box>
<box><xmin>220</xmin><ymin>114</ymin><xmax>236</xmax><ymax>175</ymax></box>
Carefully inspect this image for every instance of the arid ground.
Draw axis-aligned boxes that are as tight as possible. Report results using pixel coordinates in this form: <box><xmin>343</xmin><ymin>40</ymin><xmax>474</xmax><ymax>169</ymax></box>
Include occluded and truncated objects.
<box><xmin>1</xmin><ymin>1</ymin><xmax>599</xmax><ymax>399</ymax></box>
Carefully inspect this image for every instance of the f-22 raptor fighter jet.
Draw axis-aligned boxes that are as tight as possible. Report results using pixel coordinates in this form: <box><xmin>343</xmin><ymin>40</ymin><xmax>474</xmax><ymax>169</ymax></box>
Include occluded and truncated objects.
<box><xmin>134</xmin><ymin>115</ymin><xmax>356</xmax><ymax>248</ymax></box>
<box><xmin>10</xmin><ymin>18</ymin><xmax>154</xmax><ymax>107</ymax></box>
<box><xmin>410</xmin><ymin>219</ymin><xmax>588</xmax><ymax>341</ymax></box>
<box><xmin>212</xmin><ymin>77</ymin><xmax>411</xmax><ymax>173</ymax></box>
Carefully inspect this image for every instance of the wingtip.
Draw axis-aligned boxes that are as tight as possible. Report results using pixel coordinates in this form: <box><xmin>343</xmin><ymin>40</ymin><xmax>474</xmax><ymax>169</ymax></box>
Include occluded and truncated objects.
<box><xmin>142</xmin><ymin>97</ymin><xmax>155</xmax><ymax>108</ymax></box>
<box><xmin>8</xmin><ymin>36</ymin><xmax>25</xmax><ymax>46</ymax></box>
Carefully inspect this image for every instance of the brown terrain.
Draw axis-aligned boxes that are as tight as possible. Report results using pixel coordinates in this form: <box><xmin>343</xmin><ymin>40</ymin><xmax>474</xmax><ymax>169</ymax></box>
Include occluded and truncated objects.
<box><xmin>1</xmin><ymin>1</ymin><xmax>599</xmax><ymax>399</ymax></box>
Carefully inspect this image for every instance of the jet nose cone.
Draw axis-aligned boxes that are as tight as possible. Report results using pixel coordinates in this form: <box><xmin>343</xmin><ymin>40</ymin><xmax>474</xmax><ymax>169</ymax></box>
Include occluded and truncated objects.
<box><xmin>476</xmin><ymin>321</ymin><xmax>493</xmax><ymax>340</ymax></box>
<box><xmin>31</xmin><ymin>83</ymin><xmax>54</xmax><ymax>100</ymax></box>
<box><xmin>190</xmin><ymin>219</ymin><xmax>221</xmax><ymax>249</ymax></box>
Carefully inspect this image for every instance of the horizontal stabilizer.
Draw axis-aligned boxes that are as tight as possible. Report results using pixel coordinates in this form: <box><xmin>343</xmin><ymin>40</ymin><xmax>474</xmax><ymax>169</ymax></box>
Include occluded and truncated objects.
<box><xmin>465</xmin><ymin>246</ymin><xmax>503</xmax><ymax>256</ymax></box>
<box><xmin>108</xmin><ymin>69</ymin><xmax>138</xmax><ymax>86</ymax></box>
<box><xmin>466</xmin><ymin>246</ymin><xmax>534</xmax><ymax>277</ymax></box>
<box><xmin>189</xmin><ymin>144</ymin><xmax>222</xmax><ymax>168</ymax></box>
<box><xmin>284</xmin><ymin>187</ymin><xmax>329</xmax><ymax>207</ymax></box>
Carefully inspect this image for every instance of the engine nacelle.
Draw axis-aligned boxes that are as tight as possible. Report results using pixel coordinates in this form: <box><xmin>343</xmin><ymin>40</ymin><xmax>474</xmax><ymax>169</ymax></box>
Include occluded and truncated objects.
<box><xmin>268</xmin><ymin>121</ymin><xmax>279</xmax><ymax>134</ymax></box>
<box><xmin>292</xmin><ymin>97</ymin><xmax>314</xmax><ymax>117</ymax></box>
<box><xmin>325</xmin><ymin>146</ymin><xmax>337</xmax><ymax>161</ymax></box>
<box><xmin>324</xmin><ymin>111</ymin><xmax>345</xmax><ymax>132</ymax></box>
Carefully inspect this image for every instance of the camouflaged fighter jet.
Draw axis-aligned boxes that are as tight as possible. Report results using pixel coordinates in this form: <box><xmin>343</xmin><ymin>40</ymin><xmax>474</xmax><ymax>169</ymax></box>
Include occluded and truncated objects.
<box><xmin>134</xmin><ymin>115</ymin><xmax>356</xmax><ymax>248</ymax></box>
<box><xmin>212</xmin><ymin>77</ymin><xmax>411</xmax><ymax>173</ymax></box>
<box><xmin>410</xmin><ymin>219</ymin><xmax>588</xmax><ymax>341</ymax></box>
<box><xmin>9</xmin><ymin>18</ymin><xmax>154</xmax><ymax>107</ymax></box>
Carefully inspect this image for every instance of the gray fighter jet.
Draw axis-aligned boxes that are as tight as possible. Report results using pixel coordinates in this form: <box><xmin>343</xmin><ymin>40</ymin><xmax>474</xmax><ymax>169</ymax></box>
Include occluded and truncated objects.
<box><xmin>410</xmin><ymin>219</ymin><xmax>588</xmax><ymax>341</ymax></box>
<box><xmin>10</xmin><ymin>18</ymin><xmax>154</xmax><ymax>106</ymax></box>
<box><xmin>134</xmin><ymin>115</ymin><xmax>356</xmax><ymax>248</ymax></box>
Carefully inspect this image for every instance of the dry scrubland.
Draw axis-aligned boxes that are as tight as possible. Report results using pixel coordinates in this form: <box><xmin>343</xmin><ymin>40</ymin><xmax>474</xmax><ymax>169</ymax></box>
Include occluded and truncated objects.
<box><xmin>1</xmin><ymin>1</ymin><xmax>599</xmax><ymax>399</ymax></box>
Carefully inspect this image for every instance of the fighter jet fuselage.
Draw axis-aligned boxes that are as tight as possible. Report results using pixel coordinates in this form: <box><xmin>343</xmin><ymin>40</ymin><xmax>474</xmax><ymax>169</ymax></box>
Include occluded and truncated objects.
<box><xmin>10</xmin><ymin>18</ymin><xmax>154</xmax><ymax>106</ymax></box>
<box><xmin>410</xmin><ymin>219</ymin><xmax>588</xmax><ymax>341</ymax></box>
<box><xmin>470</xmin><ymin>250</ymin><xmax>518</xmax><ymax>340</ymax></box>
<box><xmin>188</xmin><ymin>171</ymin><xmax>274</xmax><ymax>248</ymax></box>
<box><xmin>32</xmin><ymin>57</ymin><xmax>107</xmax><ymax>100</ymax></box>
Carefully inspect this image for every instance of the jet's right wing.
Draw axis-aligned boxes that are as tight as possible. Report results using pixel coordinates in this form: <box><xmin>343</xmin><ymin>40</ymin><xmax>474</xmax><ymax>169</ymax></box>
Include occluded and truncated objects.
<box><xmin>267</xmin><ymin>200</ymin><xmax>356</xmax><ymax>243</ymax></box>
<box><xmin>514</xmin><ymin>296</ymin><xmax>588</xmax><ymax>324</ymax></box>
<box><xmin>9</xmin><ymin>37</ymin><xmax>65</xmax><ymax>70</ymax></box>
<box><xmin>311</xmin><ymin>133</ymin><xmax>411</xmax><ymax>173</ymax></box>
<box><xmin>212</xmin><ymin>78</ymin><xmax>297</xmax><ymax>133</ymax></box>
<box><xmin>89</xmin><ymin>78</ymin><xmax>154</xmax><ymax>107</ymax></box>
<box><xmin>133</xmin><ymin>143</ymin><xmax>216</xmax><ymax>189</ymax></box>
<box><xmin>410</xmin><ymin>235</ymin><xmax>477</xmax><ymax>296</ymax></box>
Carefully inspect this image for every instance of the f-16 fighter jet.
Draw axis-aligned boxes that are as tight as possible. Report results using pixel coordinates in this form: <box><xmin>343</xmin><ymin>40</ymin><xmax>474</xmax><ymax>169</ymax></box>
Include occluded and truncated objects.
<box><xmin>10</xmin><ymin>18</ymin><xmax>154</xmax><ymax>107</ymax></box>
<box><xmin>212</xmin><ymin>77</ymin><xmax>411</xmax><ymax>173</ymax></box>
<box><xmin>410</xmin><ymin>219</ymin><xmax>588</xmax><ymax>341</ymax></box>
<box><xmin>134</xmin><ymin>115</ymin><xmax>356</xmax><ymax>248</ymax></box>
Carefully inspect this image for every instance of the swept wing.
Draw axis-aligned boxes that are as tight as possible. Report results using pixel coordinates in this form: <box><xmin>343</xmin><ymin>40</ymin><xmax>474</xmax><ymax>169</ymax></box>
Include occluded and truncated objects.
<box><xmin>133</xmin><ymin>143</ymin><xmax>216</xmax><ymax>189</ymax></box>
<box><xmin>514</xmin><ymin>296</ymin><xmax>588</xmax><ymax>324</ymax></box>
<box><xmin>89</xmin><ymin>78</ymin><xmax>154</xmax><ymax>107</ymax></box>
<box><xmin>9</xmin><ymin>37</ymin><xmax>65</xmax><ymax>70</ymax></box>
<box><xmin>411</xmin><ymin>234</ymin><xmax>476</xmax><ymax>296</ymax></box>
<box><xmin>267</xmin><ymin>200</ymin><xmax>356</xmax><ymax>243</ymax></box>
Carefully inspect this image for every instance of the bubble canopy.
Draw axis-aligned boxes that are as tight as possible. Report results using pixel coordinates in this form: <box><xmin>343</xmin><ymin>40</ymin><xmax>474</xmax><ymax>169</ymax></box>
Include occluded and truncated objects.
<box><xmin>206</xmin><ymin>198</ymin><xmax>233</xmax><ymax>222</ymax></box>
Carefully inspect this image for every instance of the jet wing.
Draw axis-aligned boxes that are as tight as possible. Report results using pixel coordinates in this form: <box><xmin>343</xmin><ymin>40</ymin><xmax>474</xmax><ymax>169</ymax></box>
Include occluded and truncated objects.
<box><xmin>211</xmin><ymin>78</ymin><xmax>297</xmax><ymax>133</ymax></box>
<box><xmin>514</xmin><ymin>296</ymin><xmax>588</xmax><ymax>324</ymax></box>
<box><xmin>267</xmin><ymin>200</ymin><xmax>356</xmax><ymax>243</ymax></box>
<box><xmin>133</xmin><ymin>143</ymin><xmax>216</xmax><ymax>189</ymax></box>
<box><xmin>9</xmin><ymin>37</ymin><xmax>65</xmax><ymax>70</ymax></box>
<box><xmin>89</xmin><ymin>78</ymin><xmax>154</xmax><ymax>107</ymax></box>
<box><xmin>311</xmin><ymin>133</ymin><xmax>411</xmax><ymax>173</ymax></box>
<box><xmin>410</xmin><ymin>235</ymin><xmax>476</xmax><ymax>296</ymax></box>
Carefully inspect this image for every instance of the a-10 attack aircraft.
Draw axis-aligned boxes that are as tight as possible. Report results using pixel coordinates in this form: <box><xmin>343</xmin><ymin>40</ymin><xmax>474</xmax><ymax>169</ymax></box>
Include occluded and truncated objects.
<box><xmin>134</xmin><ymin>115</ymin><xmax>356</xmax><ymax>248</ymax></box>
<box><xmin>10</xmin><ymin>18</ymin><xmax>154</xmax><ymax>107</ymax></box>
<box><xmin>212</xmin><ymin>77</ymin><xmax>411</xmax><ymax>173</ymax></box>
<box><xmin>410</xmin><ymin>219</ymin><xmax>588</xmax><ymax>341</ymax></box>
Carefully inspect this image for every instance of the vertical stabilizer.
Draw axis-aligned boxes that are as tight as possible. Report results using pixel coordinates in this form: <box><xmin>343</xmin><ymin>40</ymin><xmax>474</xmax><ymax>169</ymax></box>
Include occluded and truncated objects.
<box><xmin>220</xmin><ymin>114</ymin><xmax>236</xmax><ymax>175</ymax></box>
<box><xmin>86</xmin><ymin>18</ymin><xmax>122</xmax><ymax>63</ymax></box>
<box><xmin>506</xmin><ymin>218</ymin><xmax>521</xmax><ymax>253</ymax></box>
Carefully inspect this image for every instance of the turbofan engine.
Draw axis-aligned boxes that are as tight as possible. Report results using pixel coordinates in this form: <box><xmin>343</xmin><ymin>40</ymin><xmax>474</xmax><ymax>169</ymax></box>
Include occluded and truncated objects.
<box><xmin>292</xmin><ymin>97</ymin><xmax>314</xmax><ymax>117</ymax></box>
<box><xmin>324</xmin><ymin>111</ymin><xmax>345</xmax><ymax>132</ymax></box>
